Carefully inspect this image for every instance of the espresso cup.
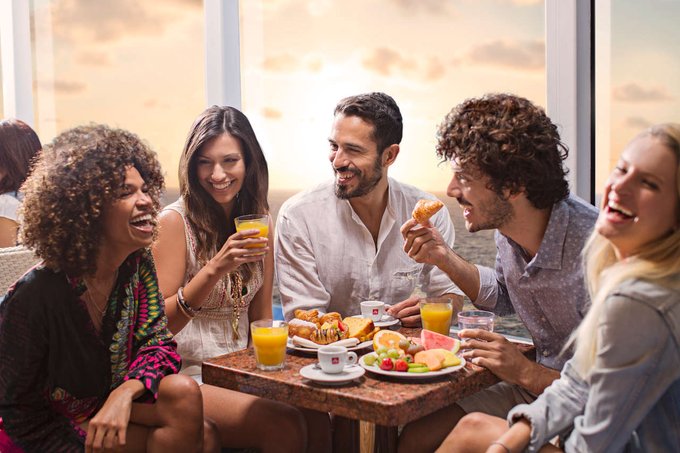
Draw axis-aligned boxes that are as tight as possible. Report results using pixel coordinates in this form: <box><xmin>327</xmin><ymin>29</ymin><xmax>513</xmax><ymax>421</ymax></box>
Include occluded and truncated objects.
<box><xmin>317</xmin><ymin>345</ymin><xmax>358</xmax><ymax>374</ymax></box>
<box><xmin>360</xmin><ymin>300</ymin><xmax>385</xmax><ymax>322</ymax></box>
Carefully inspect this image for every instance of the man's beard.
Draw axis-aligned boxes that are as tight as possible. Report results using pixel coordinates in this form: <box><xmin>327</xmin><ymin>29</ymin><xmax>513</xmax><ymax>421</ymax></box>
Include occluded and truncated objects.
<box><xmin>334</xmin><ymin>157</ymin><xmax>383</xmax><ymax>199</ymax></box>
<box><xmin>459</xmin><ymin>193</ymin><xmax>513</xmax><ymax>233</ymax></box>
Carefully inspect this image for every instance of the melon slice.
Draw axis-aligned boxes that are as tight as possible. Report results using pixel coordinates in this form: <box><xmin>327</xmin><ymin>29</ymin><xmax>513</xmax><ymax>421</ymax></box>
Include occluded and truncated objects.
<box><xmin>441</xmin><ymin>350</ymin><xmax>461</xmax><ymax>368</ymax></box>
<box><xmin>421</xmin><ymin>329</ymin><xmax>460</xmax><ymax>353</ymax></box>
<box><xmin>413</xmin><ymin>349</ymin><xmax>446</xmax><ymax>371</ymax></box>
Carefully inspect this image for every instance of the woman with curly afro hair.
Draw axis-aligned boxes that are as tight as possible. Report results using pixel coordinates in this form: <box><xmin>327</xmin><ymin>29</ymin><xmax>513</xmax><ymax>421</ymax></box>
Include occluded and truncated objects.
<box><xmin>0</xmin><ymin>124</ymin><xmax>218</xmax><ymax>452</ymax></box>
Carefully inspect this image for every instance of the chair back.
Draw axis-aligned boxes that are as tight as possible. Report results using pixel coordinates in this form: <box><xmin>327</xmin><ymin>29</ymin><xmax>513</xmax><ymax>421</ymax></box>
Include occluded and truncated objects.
<box><xmin>0</xmin><ymin>246</ymin><xmax>39</xmax><ymax>295</ymax></box>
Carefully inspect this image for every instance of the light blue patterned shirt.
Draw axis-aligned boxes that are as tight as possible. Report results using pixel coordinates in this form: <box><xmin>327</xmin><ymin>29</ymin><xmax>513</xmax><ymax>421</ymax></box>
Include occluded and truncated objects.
<box><xmin>474</xmin><ymin>195</ymin><xmax>598</xmax><ymax>370</ymax></box>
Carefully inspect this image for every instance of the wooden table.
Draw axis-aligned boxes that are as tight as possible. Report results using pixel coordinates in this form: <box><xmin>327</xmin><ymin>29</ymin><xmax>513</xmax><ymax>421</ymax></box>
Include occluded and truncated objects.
<box><xmin>202</xmin><ymin>327</ymin><xmax>534</xmax><ymax>452</ymax></box>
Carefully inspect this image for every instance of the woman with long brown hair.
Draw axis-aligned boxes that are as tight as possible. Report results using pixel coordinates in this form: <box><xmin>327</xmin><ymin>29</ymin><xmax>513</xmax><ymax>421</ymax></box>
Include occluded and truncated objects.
<box><xmin>153</xmin><ymin>105</ymin><xmax>330</xmax><ymax>452</ymax></box>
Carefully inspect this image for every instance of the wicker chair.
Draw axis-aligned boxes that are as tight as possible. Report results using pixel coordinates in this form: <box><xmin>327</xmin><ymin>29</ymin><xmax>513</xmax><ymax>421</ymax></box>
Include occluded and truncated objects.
<box><xmin>0</xmin><ymin>246</ymin><xmax>39</xmax><ymax>295</ymax></box>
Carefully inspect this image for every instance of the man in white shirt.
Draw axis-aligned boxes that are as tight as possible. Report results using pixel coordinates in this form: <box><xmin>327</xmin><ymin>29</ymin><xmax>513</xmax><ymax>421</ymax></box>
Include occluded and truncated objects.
<box><xmin>275</xmin><ymin>92</ymin><xmax>463</xmax><ymax>324</ymax></box>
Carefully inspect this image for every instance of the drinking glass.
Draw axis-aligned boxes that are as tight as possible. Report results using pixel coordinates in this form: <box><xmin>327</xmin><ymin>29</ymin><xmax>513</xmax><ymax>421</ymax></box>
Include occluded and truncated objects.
<box><xmin>458</xmin><ymin>310</ymin><xmax>495</xmax><ymax>332</ymax></box>
<box><xmin>235</xmin><ymin>214</ymin><xmax>270</xmax><ymax>248</ymax></box>
<box><xmin>250</xmin><ymin>319</ymin><xmax>288</xmax><ymax>371</ymax></box>
<box><xmin>419</xmin><ymin>297</ymin><xmax>454</xmax><ymax>335</ymax></box>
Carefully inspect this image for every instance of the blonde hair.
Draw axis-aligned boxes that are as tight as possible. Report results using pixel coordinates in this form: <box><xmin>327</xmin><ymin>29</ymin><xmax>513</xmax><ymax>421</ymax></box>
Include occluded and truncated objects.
<box><xmin>572</xmin><ymin>123</ymin><xmax>680</xmax><ymax>377</ymax></box>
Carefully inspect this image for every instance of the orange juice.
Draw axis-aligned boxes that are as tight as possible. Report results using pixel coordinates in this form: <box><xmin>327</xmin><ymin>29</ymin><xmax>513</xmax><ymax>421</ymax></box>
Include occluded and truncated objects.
<box><xmin>235</xmin><ymin>217</ymin><xmax>269</xmax><ymax>248</ymax></box>
<box><xmin>420</xmin><ymin>302</ymin><xmax>453</xmax><ymax>335</ymax></box>
<box><xmin>251</xmin><ymin>326</ymin><xmax>288</xmax><ymax>368</ymax></box>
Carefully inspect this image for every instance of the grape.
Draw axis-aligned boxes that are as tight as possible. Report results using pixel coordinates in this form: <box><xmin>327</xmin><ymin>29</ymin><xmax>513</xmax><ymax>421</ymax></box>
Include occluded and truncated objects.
<box><xmin>363</xmin><ymin>354</ymin><xmax>377</xmax><ymax>366</ymax></box>
<box><xmin>387</xmin><ymin>348</ymin><xmax>400</xmax><ymax>359</ymax></box>
<box><xmin>376</xmin><ymin>347</ymin><xmax>389</xmax><ymax>355</ymax></box>
<box><xmin>378</xmin><ymin>352</ymin><xmax>388</xmax><ymax>361</ymax></box>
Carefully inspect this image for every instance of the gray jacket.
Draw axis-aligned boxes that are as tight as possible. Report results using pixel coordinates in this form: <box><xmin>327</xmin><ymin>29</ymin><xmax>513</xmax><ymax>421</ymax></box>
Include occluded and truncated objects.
<box><xmin>508</xmin><ymin>279</ymin><xmax>680</xmax><ymax>452</ymax></box>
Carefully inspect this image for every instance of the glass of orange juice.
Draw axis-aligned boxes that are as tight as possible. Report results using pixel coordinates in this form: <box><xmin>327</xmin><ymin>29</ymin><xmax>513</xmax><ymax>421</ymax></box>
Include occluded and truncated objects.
<box><xmin>235</xmin><ymin>214</ymin><xmax>269</xmax><ymax>248</ymax></box>
<box><xmin>251</xmin><ymin>319</ymin><xmax>288</xmax><ymax>371</ymax></box>
<box><xmin>419</xmin><ymin>297</ymin><xmax>453</xmax><ymax>335</ymax></box>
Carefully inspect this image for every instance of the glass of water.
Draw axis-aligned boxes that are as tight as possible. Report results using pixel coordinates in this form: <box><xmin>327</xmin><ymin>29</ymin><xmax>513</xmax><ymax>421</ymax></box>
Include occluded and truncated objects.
<box><xmin>458</xmin><ymin>310</ymin><xmax>495</xmax><ymax>332</ymax></box>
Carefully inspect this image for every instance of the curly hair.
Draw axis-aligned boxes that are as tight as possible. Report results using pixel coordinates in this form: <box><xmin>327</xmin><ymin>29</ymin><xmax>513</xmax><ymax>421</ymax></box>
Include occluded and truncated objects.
<box><xmin>436</xmin><ymin>93</ymin><xmax>569</xmax><ymax>209</ymax></box>
<box><xmin>20</xmin><ymin>124</ymin><xmax>164</xmax><ymax>276</ymax></box>
<box><xmin>0</xmin><ymin>118</ymin><xmax>42</xmax><ymax>194</ymax></box>
<box><xmin>334</xmin><ymin>92</ymin><xmax>403</xmax><ymax>154</ymax></box>
<box><xmin>179</xmin><ymin>106</ymin><xmax>269</xmax><ymax>264</ymax></box>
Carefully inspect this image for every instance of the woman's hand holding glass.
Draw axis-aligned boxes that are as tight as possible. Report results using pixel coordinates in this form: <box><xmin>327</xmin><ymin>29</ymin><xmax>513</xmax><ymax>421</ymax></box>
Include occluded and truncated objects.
<box><xmin>210</xmin><ymin>227</ymin><xmax>270</xmax><ymax>275</ymax></box>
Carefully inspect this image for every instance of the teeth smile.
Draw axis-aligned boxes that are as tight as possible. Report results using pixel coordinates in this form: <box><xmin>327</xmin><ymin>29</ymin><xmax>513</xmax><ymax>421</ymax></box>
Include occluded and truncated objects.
<box><xmin>130</xmin><ymin>213</ymin><xmax>154</xmax><ymax>225</ymax></box>
<box><xmin>212</xmin><ymin>181</ymin><xmax>233</xmax><ymax>190</ymax></box>
<box><xmin>608</xmin><ymin>200</ymin><xmax>634</xmax><ymax>217</ymax></box>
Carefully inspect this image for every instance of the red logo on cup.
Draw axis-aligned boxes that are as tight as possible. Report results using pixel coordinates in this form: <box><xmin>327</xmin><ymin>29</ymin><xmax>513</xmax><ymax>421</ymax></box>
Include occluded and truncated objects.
<box><xmin>332</xmin><ymin>358</ymin><xmax>339</xmax><ymax>365</ymax></box>
<box><xmin>372</xmin><ymin>308</ymin><xmax>379</xmax><ymax>315</ymax></box>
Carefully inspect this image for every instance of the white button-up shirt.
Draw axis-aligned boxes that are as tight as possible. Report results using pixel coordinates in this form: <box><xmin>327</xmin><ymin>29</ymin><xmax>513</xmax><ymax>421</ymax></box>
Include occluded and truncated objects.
<box><xmin>275</xmin><ymin>178</ymin><xmax>463</xmax><ymax>319</ymax></box>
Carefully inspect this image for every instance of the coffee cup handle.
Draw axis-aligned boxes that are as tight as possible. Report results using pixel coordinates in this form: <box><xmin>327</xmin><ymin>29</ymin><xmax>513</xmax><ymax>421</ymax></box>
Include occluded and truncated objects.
<box><xmin>347</xmin><ymin>352</ymin><xmax>358</xmax><ymax>366</ymax></box>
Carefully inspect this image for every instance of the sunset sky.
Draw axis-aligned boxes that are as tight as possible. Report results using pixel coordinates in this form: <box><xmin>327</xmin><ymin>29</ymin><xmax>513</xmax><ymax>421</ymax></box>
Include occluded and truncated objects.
<box><xmin>2</xmin><ymin>0</ymin><xmax>678</xmax><ymax>196</ymax></box>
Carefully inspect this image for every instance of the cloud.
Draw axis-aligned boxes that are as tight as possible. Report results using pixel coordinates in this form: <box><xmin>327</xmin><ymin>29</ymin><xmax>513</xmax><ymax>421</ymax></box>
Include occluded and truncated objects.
<box><xmin>261</xmin><ymin>53</ymin><xmax>324</xmax><ymax>73</ymax></box>
<box><xmin>165</xmin><ymin>0</ymin><xmax>202</xmax><ymax>8</ymax></box>
<box><xmin>50</xmin><ymin>80</ymin><xmax>87</xmax><ymax>95</ymax></box>
<box><xmin>389</xmin><ymin>0</ymin><xmax>454</xmax><ymax>15</ymax></box>
<box><xmin>624</xmin><ymin>116</ymin><xmax>653</xmax><ymax>130</ymax></box>
<box><xmin>262</xmin><ymin>107</ymin><xmax>283</xmax><ymax>120</ymax></box>
<box><xmin>52</xmin><ymin>0</ymin><xmax>167</xmax><ymax>43</ymax></box>
<box><xmin>76</xmin><ymin>52</ymin><xmax>112</xmax><ymax>67</ymax></box>
<box><xmin>612</xmin><ymin>83</ymin><xmax>674</xmax><ymax>103</ymax></box>
<box><xmin>362</xmin><ymin>47</ymin><xmax>417</xmax><ymax>77</ymax></box>
<box><xmin>425</xmin><ymin>57</ymin><xmax>446</xmax><ymax>81</ymax></box>
<box><xmin>262</xmin><ymin>54</ymin><xmax>299</xmax><ymax>72</ymax></box>
<box><xmin>495</xmin><ymin>0</ymin><xmax>543</xmax><ymax>5</ymax></box>
<box><xmin>466</xmin><ymin>39</ymin><xmax>544</xmax><ymax>71</ymax></box>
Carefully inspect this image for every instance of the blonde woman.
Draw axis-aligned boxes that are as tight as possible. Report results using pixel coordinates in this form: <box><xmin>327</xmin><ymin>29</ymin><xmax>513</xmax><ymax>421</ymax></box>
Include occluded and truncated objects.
<box><xmin>438</xmin><ymin>124</ymin><xmax>680</xmax><ymax>452</ymax></box>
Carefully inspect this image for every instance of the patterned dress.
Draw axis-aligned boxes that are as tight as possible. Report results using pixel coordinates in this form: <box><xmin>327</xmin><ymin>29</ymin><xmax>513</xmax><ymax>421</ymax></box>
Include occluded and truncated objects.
<box><xmin>0</xmin><ymin>249</ymin><xmax>180</xmax><ymax>452</ymax></box>
<box><xmin>164</xmin><ymin>200</ymin><xmax>263</xmax><ymax>381</ymax></box>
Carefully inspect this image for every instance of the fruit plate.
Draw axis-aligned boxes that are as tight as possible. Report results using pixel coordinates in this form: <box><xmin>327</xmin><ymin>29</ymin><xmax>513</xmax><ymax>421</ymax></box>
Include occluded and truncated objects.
<box><xmin>287</xmin><ymin>339</ymin><xmax>373</xmax><ymax>354</ymax></box>
<box><xmin>358</xmin><ymin>353</ymin><xmax>466</xmax><ymax>380</ymax></box>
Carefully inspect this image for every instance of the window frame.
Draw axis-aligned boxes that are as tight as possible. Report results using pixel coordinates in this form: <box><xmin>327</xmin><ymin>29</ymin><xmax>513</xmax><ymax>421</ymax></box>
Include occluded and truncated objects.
<box><xmin>2</xmin><ymin>0</ymin><xmax>594</xmax><ymax>199</ymax></box>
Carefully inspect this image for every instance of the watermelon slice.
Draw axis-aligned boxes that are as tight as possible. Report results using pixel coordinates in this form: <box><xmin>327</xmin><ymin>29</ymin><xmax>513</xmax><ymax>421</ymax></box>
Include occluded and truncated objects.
<box><xmin>421</xmin><ymin>329</ymin><xmax>460</xmax><ymax>353</ymax></box>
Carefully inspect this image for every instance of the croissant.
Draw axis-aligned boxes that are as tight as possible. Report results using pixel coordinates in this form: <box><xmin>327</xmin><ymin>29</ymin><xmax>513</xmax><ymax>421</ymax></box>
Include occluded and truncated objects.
<box><xmin>412</xmin><ymin>199</ymin><xmax>444</xmax><ymax>224</ymax></box>
<box><xmin>288</xmin><ymin>318</ymin><xmax>318</xmax><ymax>339</ymax></box>
<box><xmin>294</xmin><ymin>309</ymin><xmax>320</xmax><ymax>325</ymax></box>
<box><xmin>319</xmin><ymin>312</ymin><xmax>342</xmax><ymax>325</ymax></box>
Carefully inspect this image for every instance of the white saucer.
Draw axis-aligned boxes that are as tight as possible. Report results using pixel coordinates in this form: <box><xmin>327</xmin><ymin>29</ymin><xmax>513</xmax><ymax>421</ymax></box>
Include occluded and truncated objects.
<box><xmin>299</xmin><ymin>364</ymin><xmax>366</xmax><ymax>385</ymax></box>
<box><xmin>351</xmin><ymin>314</ymin><xmax>400</xmax><ymax>328</ymax></box>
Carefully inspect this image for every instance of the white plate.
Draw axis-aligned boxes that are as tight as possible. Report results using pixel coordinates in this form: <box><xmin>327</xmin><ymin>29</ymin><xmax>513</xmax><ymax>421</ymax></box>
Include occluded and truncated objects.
<box><xmin>359</xmin><ymin>353</ymin><xmax>466</xmax><ymax>380</ymax></box>
<box><xmin>350</xmin><ymin>314</ymin><xmax>400</xmax><ymax>328</ymax></box>
<box><xmin>287</xmin><ymin>338</ymin><xmax>373</xmax><ymax>354</ymax></box>
<box><xmin>299</xmin><ymin>364</ymin><xmax>365</xmax><ymax>385</ymax></box>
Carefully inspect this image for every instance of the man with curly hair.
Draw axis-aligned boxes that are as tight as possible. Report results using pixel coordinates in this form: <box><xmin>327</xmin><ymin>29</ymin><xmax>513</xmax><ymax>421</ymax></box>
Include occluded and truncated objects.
<box><xmin>396</xmin><ymin>94</ymin><xmax>598</xmax><ymax>453</ymax></box>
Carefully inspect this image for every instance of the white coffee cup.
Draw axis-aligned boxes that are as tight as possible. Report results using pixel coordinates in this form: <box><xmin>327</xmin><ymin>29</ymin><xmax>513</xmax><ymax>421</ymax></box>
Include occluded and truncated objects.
<box><xmin>360</xmin><ymin>300</ymin><xmax>385</xmax><ymax>322</ymax></box>
<box><xmin>317</xmin><ymin>345</ymin><xmax>358</xmax><ymax>374</ymax></box>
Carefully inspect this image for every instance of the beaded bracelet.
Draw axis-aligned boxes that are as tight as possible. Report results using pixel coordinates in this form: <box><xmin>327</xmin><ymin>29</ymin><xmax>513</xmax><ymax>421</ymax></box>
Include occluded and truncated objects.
<box><xmin>490</xmin><ymin>441</ymin><xmax>511</xmax><ymax>453</ymax></box>
<box><xmin>177</xmin><ymin>286</ymin><xmax>200</xmax><ymax>318</ymax></box>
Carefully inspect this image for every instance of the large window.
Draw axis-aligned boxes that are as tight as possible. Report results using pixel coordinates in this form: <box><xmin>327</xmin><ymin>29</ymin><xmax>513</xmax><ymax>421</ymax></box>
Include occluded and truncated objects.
<box><xmin>240</xmin><ymin>0</ymin><xmax>545</xmax><ymax>336</ymax></box>
<box><xmin>28</xmin><ymin>0</ymin><xmax>206</xmax><ymax>193</ymax></box>
<box><xmin>595</xmin><ymin>0</ymin><xmax>680</xmax><ymax>196</ymax></box>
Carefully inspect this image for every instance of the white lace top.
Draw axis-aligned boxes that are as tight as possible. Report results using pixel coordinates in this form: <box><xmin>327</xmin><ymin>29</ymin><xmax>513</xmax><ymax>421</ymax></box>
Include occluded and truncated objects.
<box><xmin>163</xmin><ymin>199</ymin><xmax>264</xmax><ymax>379</ymax></box>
